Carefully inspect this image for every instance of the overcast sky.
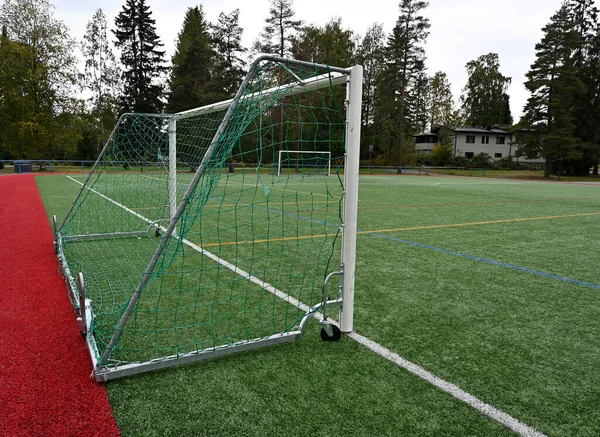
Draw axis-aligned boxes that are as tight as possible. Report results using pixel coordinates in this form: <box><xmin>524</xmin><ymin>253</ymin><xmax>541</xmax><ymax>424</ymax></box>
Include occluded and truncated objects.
<box><xmin>48</xmin><ymin>0</ymin><xmax>591</xmax><ymax>119</ymax></box>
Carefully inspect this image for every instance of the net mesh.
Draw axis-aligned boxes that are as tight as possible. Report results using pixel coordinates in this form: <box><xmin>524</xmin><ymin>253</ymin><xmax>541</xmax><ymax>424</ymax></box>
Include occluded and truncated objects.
<box><xmin>58</xmin><ymin>59</ymin><xmax>348</xmax><ymax>366</ymax></box>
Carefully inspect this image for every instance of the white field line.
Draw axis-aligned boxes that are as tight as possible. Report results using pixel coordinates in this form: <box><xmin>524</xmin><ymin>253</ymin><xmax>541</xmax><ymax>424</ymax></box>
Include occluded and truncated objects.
<box><xmin>65</xmin><ymin>175</ymin><xmax>546</xmax><ymax>437</ymax></box>
<box><xmin>65</xmin><ymin>176</ymin><xmax>304</xmax><ymax>310</ymax></box>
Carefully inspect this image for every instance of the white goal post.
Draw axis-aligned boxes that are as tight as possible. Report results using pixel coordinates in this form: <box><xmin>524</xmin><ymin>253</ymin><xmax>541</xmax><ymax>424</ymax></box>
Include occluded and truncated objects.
<box><xmin>276</xmin><ymin>150</ymin><xmax>332</xmax><ymax>176</ymax></box>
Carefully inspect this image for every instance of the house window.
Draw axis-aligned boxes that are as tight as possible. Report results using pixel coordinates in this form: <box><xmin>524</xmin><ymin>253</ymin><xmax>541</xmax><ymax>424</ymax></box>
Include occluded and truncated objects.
<box><xmin>495</xmin><ymin>153</ymin><xmax>502</xmax><ymax>158</ymax></box>
<box><xmin>481</xmin><ymin>136</ymin><xmax>490</xmax><ymax>144</ymax></box>
<box><xmin>466</xmin><ymin>136</ymin><xmax>475</xmax><ymax>143</ymax></box>
<box><xmin>496</xmin><ymin>137</ymin><xmax>506</xmax><ymax>144</ymax></box>
<box><xmin>465</xmin><ymin>152</ymin><xmax>474</xmax><ymax>159</ymax></box>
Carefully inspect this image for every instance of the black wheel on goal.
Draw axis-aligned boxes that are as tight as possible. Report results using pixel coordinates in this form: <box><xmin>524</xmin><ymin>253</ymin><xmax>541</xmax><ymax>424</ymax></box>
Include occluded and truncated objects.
<box><xmin>155</xmin><ymin>228</ymin><xmax>161</xmax><ymax>238</ymax></box>
<box><xmin>320</xmin><ymin>324</ymin><xmax>341</xmax><ymax>342</ymax></box>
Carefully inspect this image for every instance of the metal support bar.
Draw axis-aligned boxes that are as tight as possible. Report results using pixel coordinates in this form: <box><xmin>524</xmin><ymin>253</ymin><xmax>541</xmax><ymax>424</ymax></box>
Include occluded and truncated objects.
<box><xmin>95</xmin><ymin>331</ymin><xmax>302</xmax><ymax>381</ymax></box>
<box><xmin>63</xmin><ymin>231</ymin><xmax>147</xmax><ymax>242</ymax></box>
<box><xmin>168</xmin><ymin>119</ymin><xmax>177</xmax><ymax>235</ymax></box>
<box><xmin>99</xmin><ymin>55</ymin><xmax>266</xmax><ymax>365</ymax></box>
<box><xmin>76</xmin><ymin>273</ymin><xmax>86</xmax><ymax>334</ymax></box>
<box><xmin>340</xmin><ymin>65</ymin><xmax>363</xmax><ymax>333</ymax></box>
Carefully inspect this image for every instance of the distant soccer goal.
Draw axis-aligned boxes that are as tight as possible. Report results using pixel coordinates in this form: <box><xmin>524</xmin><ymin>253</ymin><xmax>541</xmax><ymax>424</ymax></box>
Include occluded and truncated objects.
<box><xmin>277</xmin><ymin>150</ymin><xmax>331</xmax><ymax>176</ymax></box>
<box><xmin>54</xmin><ymin>55</ymin><xmax>362</xmax><ymax>381</ymax></box>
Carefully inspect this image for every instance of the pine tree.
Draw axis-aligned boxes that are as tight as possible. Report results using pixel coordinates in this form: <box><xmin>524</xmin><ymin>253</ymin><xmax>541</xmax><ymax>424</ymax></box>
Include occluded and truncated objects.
<box><xmin>256</xmin><ymin>0</ymin><xmax>302</xmax><ymax>57</ymax></box>
<box><xmin>460</xmin><ymin>53</ymin><xmax>512</xmax><ymax>127</ymax></box>
<box><xmin>377</xmin><ymin>0</ymin><xmax>430</xmax><ymax>170</ymax></box>
<box><xmin>212</xmin><ymin>9</ymin><xmax>246</xmax><ymax>99</ymax></box>
<box><xmin>356</xmin><ymin>23</ymin><xmax>386</xmax><ymax>158</ymax></box>
<box><xmin>292</xmin><ymin>18</ymin><xmax>355</xmax><ymax>66</ymax></box>
<box><xmin>410</xmin><ymin>63</ymin><xmax>429</xmax><ymax>134</ymax></box>
<box><xmin>167</xmin><ymin>6</ymin><xmax>215</xmax><ymax>112</ymax></box>
<box><xmin>519</xmin><ymin>5</ymin><xmax>585</xmax><ymax>178</ymax></box>
<box><xmin>565</xmin><ymin>0</ymin><xmax>600</xmax><ymax>174</ymax></box>
<box><xmin>114</xmin><ymin>0</ymin><xmax>167</xmax><ymax>114</ymax></box>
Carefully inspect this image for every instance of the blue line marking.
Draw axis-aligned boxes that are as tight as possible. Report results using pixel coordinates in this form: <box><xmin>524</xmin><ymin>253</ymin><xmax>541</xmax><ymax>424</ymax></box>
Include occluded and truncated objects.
<box><xmin>218</xmin><ymin>186</ymin><xmax>600</xmax><ymax>291</ymax></box>
<box><xmin>366</xmin><ymin>232</ymin><xmax>600</xmax><ymax>290</ymax></box>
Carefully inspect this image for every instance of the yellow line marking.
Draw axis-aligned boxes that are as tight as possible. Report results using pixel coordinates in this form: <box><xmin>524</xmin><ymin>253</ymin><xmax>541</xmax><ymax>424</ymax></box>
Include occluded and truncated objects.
<box><xmin>360</xmin><ymin>211</ymin><xmax>600</xmax><ymax>235</ymax></box>
<box><xmin>201</xmin><ymin>200</ymin><xmax>332</xmax><ymax>208</ymax></box>
<box><xmin>200</xmin><ymin>211</ymin><xmax>600</xmax><ymax>248</ymax></box>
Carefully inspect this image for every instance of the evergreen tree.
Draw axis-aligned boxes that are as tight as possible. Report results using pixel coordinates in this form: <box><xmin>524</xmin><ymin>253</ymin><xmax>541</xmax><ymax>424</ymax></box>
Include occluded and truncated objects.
<box><xmin>410</xmin><ymin>64</ymin><xmax>429</xmax><ymax>134</ymax></box>
<box><xmin>114</xmin><ymin>0</ymin><xmax>167</xmax><ymax>114</ymax></box>
<box><xmin>460</xmin><ymin>53</ymin><xmax>512</xmax><ymax>127</ymax></box>
<box><xmin>292</xmin><ymin>18</ymin><xmax>355</xmax><ymax>66</ymax></box>
<box><xmin>519</xmin><ymin>5</ymin><xmax>585</xmax><ymax>178</ymax></box>
<box><xmin>356</xmin><ymin>23</ymin><xmax>386</xmax><ymax>158</ymax></box>
<box><xmin>256</xmin><ymin>0</ymin><xmax>302</xmax><ymax>57</ymax></box>
<box><xmin>81</xmin><ymin>8</ymin><xmax>120</xmax><ymax>152</ymax></box>
<box><xmin>212</xmin><ymin>9</ymin><xmax>246</xmax><ymax>98</ymax></box>
<box><xmin>565</xmin><ymin>0</ymin><xmax>600</xmax><ymax>174</ymax></box>
<box><xmin>377</xmin><ymin>0</ymin><xmax>430</xmax><ymax>170</ymax></box>
<box><xmin>167</xmin><ymin>6</ymin><xmax>215</xmax><ymax>112</ymax></box>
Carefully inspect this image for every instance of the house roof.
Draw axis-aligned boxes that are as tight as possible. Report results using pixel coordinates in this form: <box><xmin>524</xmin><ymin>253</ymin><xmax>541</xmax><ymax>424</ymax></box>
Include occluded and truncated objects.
<box><xmin>414</xmin><ymin>132</ymin><xmax>438</xmax><ymax>137</ymax></box>
<box><xmin>455</xmin><ymin>127</ymin><xmax>511</xmax><ymax>134</ymax></box>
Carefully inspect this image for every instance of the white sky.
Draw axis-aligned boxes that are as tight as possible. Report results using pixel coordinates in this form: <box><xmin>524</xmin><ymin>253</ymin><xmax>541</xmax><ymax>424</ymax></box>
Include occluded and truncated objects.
<box><xmin>44</xmin><ymin>0</ymin><xmax>592</xmax><ymax>119</ymax></box>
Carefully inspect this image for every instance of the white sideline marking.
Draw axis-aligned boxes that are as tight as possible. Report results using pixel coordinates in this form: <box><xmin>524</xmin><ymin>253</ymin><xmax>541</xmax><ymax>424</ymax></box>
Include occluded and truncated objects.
<box><xmin>347</xmin><ymin>332</ymin><xmax>546</xmax><ymax>437</ymax></box>
<box><xmin>65</xmin><ymin>175</ymin><xmax>546</xmax><ymax>437</ymax></box>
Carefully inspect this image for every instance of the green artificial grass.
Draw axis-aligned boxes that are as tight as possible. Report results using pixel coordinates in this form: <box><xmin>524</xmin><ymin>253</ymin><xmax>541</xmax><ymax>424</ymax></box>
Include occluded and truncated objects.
<box><xmin>36</xmin><ymin>173</ymin><xmax>600</xmax><ymax>436</ymax></box>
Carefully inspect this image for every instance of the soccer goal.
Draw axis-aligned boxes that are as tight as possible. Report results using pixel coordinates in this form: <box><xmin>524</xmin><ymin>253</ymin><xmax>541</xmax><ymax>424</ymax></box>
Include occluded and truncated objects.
<box><xmin>276</xmin><ymin>150</ymin><xmax>331</xmax><ymax>176</ymax></box>
<box><xmin>54</xmin><ymin>55</ymin><xmax>362</xmax><ymax>381</ymax></box>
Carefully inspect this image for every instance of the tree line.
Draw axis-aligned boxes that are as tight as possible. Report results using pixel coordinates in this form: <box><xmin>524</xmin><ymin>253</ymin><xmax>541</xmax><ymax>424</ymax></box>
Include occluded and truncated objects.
<box><xmin>0</xmin><ymin>0</ymin><xmax>598</xmax><ymax>177</ymax></box>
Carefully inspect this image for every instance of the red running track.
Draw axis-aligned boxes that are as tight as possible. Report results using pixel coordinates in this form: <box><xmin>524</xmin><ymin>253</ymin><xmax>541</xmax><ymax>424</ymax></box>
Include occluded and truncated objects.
<box><xmin>0</xmin><ymin>175</ymin><xmax>120</xmax><ymax>437</ymax></box>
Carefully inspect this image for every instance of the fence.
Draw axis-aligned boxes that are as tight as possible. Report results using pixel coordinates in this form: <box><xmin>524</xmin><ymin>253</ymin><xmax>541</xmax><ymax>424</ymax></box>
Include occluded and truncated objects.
<box><xmin>1</xmin><ymin>160</ymin><xmax>488</xmax><ymax>177</ymax></box>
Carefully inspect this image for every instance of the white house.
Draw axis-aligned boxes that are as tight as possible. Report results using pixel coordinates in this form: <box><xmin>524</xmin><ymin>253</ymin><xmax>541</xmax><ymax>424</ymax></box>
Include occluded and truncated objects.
<box><xmin>415</xmin><ymin>127</ymin><xmax>544</xmax><ymax>164</ymax></box>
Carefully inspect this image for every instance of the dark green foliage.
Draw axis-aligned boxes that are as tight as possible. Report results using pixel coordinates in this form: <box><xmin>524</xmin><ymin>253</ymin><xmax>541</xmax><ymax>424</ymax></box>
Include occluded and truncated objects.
<box><xmin>114</xmin><ymin>0</ymin><xmax>167</xmax><ymax>114</ymax></box>
<box><xmin>376</xmin><ymin>0</ymin><xmax>430</xmax><ymax>169</ymax></box>
<box><xmin>292</xmin><ymin>17</ymin><xmax>355</xmax><ymax>67</ymax></box>
<box><xmin>472</xmin><ymin>152</ymin><xmax>493</xmax><ymax>168</ymax></box>
<box><xmin>565</xmin><ymin>0</ymin><xmax>600</xmax><ymax>174</ymax></box>
<box><xmin>519</xmin><ymin>5</ymin><xmax>585</xmax><ymax>177</ymax></box>
<box><xmin>356</xmin><ymin>24</ymin><xmax>386</xmax><ymax>159</ymax></box>
<box><xmin>460</xmin><ymin>53</ymin><xmax>512</xmax><ymax>127</ymax></box>
<box><xmin>0</xmin><ymin>0</ymin><xmax>79</xmax><ymax>159</ymax></box>
<box><xmin>211</xmin><ymin>9</ymin><xmax>247</xmax><ymax>99</ymax></box>
<box><xmin>167</xmin><ymin>6</ymin><xmax>218</xmax><ymax>112</ymax></box>
<box><xmin>428</xmin><ymin>71</ymin><xmax>458</xmax><ymax>130</ymax></box>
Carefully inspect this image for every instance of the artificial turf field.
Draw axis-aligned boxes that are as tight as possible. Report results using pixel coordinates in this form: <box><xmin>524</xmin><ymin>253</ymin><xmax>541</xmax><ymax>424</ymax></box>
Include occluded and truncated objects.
<box><xmin>34</xmin><ymin>173</ymin><xmax>600</xmax><ymax>436</ymax></box>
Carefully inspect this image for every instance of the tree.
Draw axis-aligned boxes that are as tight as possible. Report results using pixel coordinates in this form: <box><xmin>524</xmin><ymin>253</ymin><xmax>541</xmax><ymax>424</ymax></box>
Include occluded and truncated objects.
<box><xmin>518</xmin><ymin>5</ymin><xmax>585</xmax><ymax>178</ymax></box>
<box><xmin>409</xmin><ymin>63</ymin><xmax>429</xmax><ymax>134</ymax></box>
<box><xmin>428</xmin><ymin>71</ymin><xmax>457</xmax><ymax>129</ymax></box>
<box><xmin>460</xmin><ymin>53</ymin><xmax>512</xmax><ymax>126</ymax></box>
<box><xmin>212</xmin><ymin>9</ymin><xmax>246</xmax><ymax>98</ymax></box>
<box><xmin>81</xmin><ymin>8</ymin><xmax>120</xmax><ymax>152</ymax></box>
<box><xmin>167</xmin><ymin>6</ymin><xmax>216</xmax><ymax>112</ymax></box>
<box><xmin>377</xmin><ymin>0</ymin><xmax>430</xmax><ymax>170</ymax></box>
<box><xmin>356</xmin><ymin>23</ymin><xmax>386</xmax><ymax>158</ymax></box>
<box><xmin>114</xmin><ymin>0</ymin><xmax>167</xmax><ymax>114</ymax></box>
<box><xmin>292</xmin><ymin>18</ymin><xmax>355</xmax><ymax>66</ymax></box>
<box><xmin>565</xmin><ymin>0</ymin><xmax>600</xmax><ymax>174</ymax></box>
<box><xmin>256</xmin><ymin>0</ymin><xmax>302</xmax><ymax>57</ymax></box>
<box><xmin>0</xmin><ymin>0</ymin><xmax>80</xmax><ymax>159</ymax></box>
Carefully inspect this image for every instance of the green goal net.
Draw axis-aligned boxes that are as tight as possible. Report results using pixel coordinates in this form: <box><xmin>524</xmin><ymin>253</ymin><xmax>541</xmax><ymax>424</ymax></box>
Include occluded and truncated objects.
<box><xmin>54</xmin><ymin>56</ymin><xmax>362</xmax><ymax>380</ymax></box>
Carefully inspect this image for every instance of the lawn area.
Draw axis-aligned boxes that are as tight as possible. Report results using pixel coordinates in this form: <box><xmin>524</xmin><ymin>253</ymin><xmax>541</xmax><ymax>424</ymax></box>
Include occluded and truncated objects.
<box><xmin>37</xmin><ymin>173</ymin><xmax>600</xmax><ymax>436</ymax></box>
